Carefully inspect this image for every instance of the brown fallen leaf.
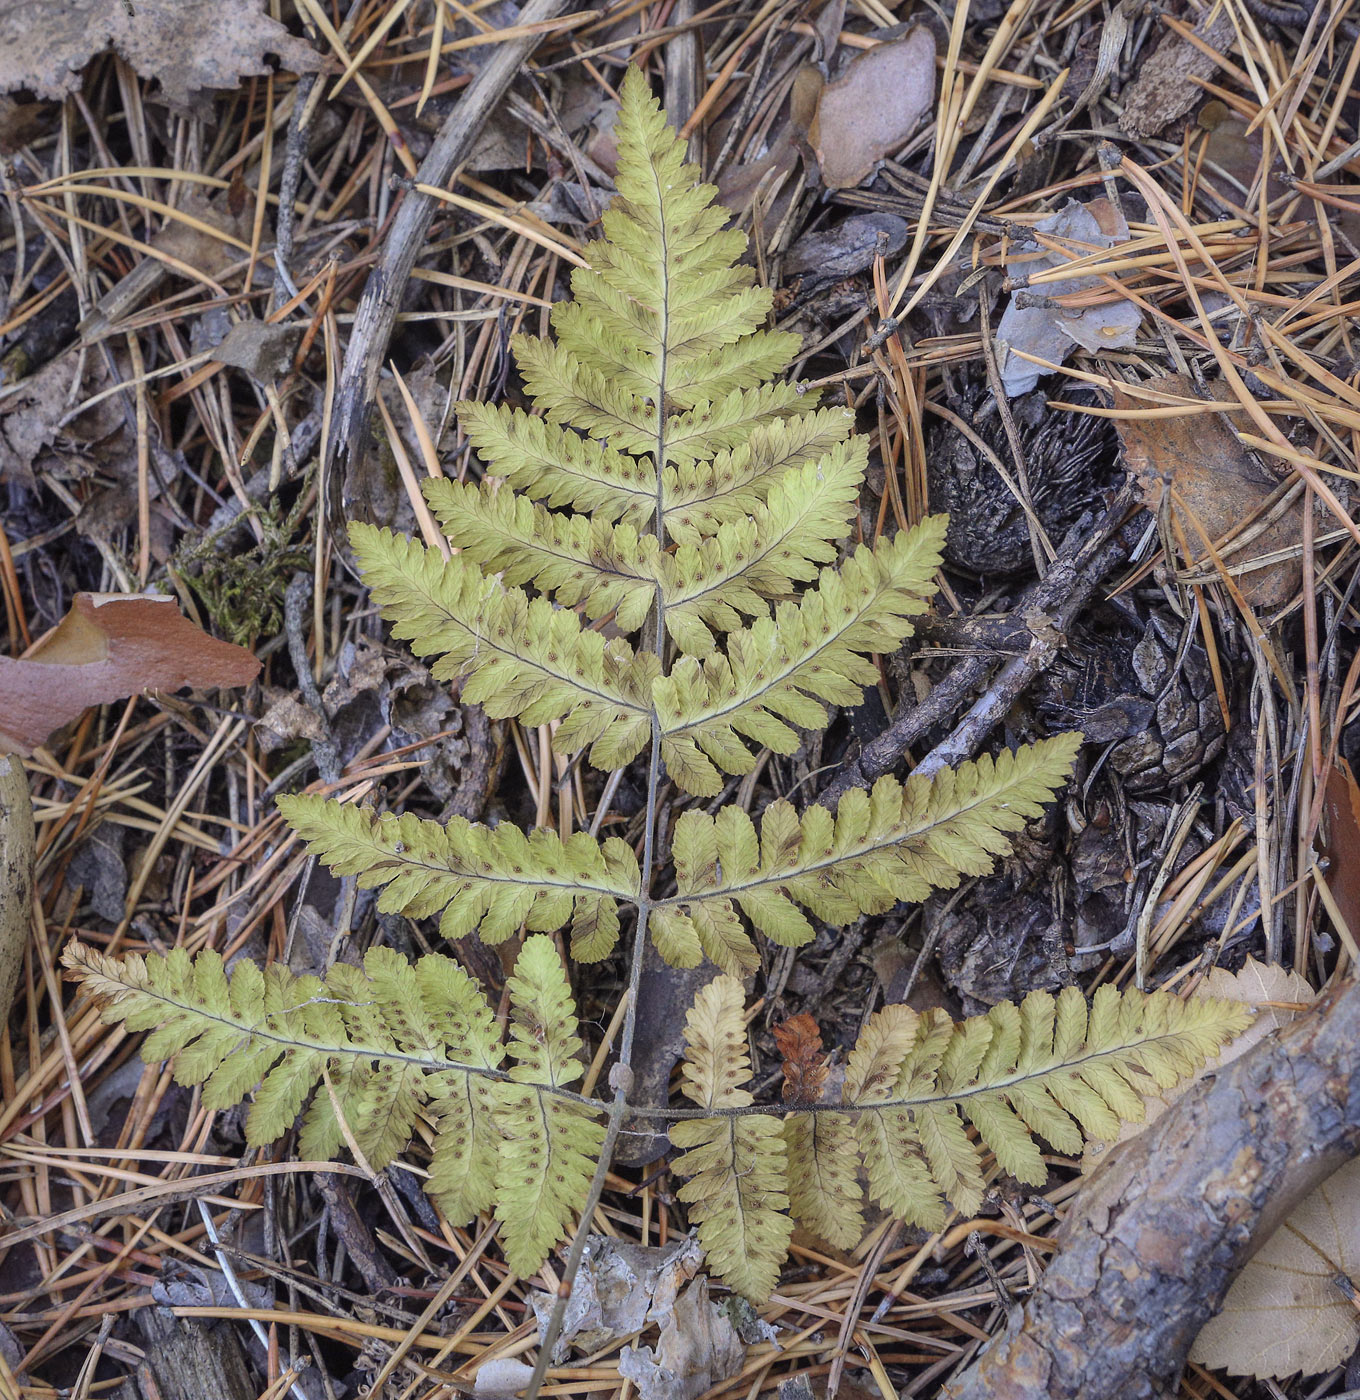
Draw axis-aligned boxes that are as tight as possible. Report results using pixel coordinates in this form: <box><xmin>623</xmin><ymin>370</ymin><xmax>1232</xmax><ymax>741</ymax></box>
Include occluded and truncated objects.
<box><xmin>772</xmin><ymin>1014</ymin><xmax>830</xmax><ymax>1106</ymax></box>
<box><xmin>1113</xmin><ymin>374</ymin><xmax>1305</xmax><ymax>611</ymax></box>
<box><xmin>0</xmin><ymin>0</ymin><xmax>320</xmax><ymax>111</ymax></box>
<box><xmin>801</xmin><ymin>27</ymin><xmax>936</xmax><ymax>190</ymax></box>
<box><xmin>1191</xmin><ymin>1157</ymin><xmax>1360</xmax><ymax>1379</ymax></box>
<box><xmin>0</xmin><ymin>593</ymin><xmax>260</xmax><ymax>756</ymax></box>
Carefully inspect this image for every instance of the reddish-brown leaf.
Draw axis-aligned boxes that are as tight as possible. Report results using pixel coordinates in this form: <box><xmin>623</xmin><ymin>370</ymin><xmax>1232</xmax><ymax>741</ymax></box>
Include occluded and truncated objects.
<box><xmin>0</xmin><ymin>593</ymin><xmax>260</xmax><ymax>756</ymax></box>
<box><xmin>773</xmin><ymin>1013</ymin><xmax>830</xmax><ymax>1106</ymax></box>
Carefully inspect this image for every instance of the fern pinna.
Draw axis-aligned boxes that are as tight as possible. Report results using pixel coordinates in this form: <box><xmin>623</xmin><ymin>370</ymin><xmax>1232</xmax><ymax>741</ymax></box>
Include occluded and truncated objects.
<box><xmin>62</xmin><ymin>68</ymin><xmax>1251</xmax><ymax>1304</ymax></box>
<box><xmin>64</xmin><ymin>938</ymin><xmax>1250</xmax><ymax>1301</ymax></box>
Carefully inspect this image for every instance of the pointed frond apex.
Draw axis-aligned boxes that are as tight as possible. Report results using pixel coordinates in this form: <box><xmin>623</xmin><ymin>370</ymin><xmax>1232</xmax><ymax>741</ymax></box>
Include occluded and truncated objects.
<box><xmin>277</xmin><ymin>794</ymin><xmax>640</xmax><ymax>953</ymax></box>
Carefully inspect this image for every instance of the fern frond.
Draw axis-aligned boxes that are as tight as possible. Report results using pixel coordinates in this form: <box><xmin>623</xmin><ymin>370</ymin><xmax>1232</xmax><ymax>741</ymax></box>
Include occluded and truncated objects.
<box><xmin>655</xmin><ymin>519</ymin><xmax>947</xmax><ymax>794</ymax></box>
<box><xmin>348</xmin><ymin>522</ymin><xmax>656</xmax><ymax>769</ymax></box>
<box><xmin>655</xmin><ymin>733</ymin><xmax>1082</xmax><ymax>972</ymax></box>
<box><xmin>669</xmin><ymin>977</ymin><xmax>793</xmax><ymax>1301</ymax></box>
<box><xmin>457</xmin><ymin>401</ymin><xmax>657</xmax><ymax>527</ymax></box>
<box><xmin>277</xmin><ymin>794</ymin><xmax>640</xmax><ymax>958</ymax></box>
<box><xmin>494</xmin><ymin>937</ymin><xmax>605</xmax><ymax>1276</ymax></box>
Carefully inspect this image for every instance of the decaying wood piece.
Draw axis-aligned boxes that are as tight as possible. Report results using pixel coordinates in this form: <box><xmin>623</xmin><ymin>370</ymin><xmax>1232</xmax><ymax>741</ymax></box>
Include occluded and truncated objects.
<box><xmin>0</xmin><ymin>756</ymin><xmax>33</xmax><ymax>1026</ymax></box>
<box><xmin>329</xmin><ymin>0</ymin><xmax>568</xmax><ymax>527</ymax></box>
<box><xmin>943</xmin><ymin>977</ymin><xmax>1360</xmax><ymax>1400</ymax></box>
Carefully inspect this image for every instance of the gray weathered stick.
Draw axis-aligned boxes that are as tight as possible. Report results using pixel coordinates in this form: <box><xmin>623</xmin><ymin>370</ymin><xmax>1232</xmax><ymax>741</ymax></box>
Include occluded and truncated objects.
<box><xmin>0</xmin><ymin>755</ymin><xmax>34</xmax><ymax>1026</ymax></box>
<box><xmin>328</xmin><ymin>0</ymin><xmax>569</xmax><ymax>526</ymax></box>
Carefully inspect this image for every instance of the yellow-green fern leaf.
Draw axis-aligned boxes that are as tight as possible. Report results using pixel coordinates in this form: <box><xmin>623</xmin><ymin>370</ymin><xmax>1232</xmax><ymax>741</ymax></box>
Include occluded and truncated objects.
<box><xmin>60</xmin><ymin>941</ymin><xmax>513</xmax><ymax>1175</ymax></box>
<box><xmin>656</xmin><ymin>733</ymin><xmax>1080</xmax><ymax>960</ymax></box>
<box><xmin>876</xmin><ymin>986</ymin><xmax>1254</xmax><ymax>1210</ymax></box>
<box><xmin>422</xmin><ymin>477</ymin><xmax>659</xmax><ymax>633</ymax></box>
<box><xmin>785</xmin><ymin>1110</ymin><xmax>863</xmax><ymax>1250</ymax></box>
<box><xmin>661</xmin><ymin>443</ymin><xmax>868</xmax><ymax>656</ymax></box>
<box><xmin>349</xmin><ymin>522</ymin><xmax>655</xmax><ymax>769</ymax></box>
<box><xmin>556</xmin><ymin>67</ymin><xmax>798</xmax><ymax>416</ymax></box>
<box><xmin>494</xmin><ymin>936</ymin><xmax>605</xmax><ymax>1277</ymax></box>
<box><xmin>670</xmin><ymin>976</ymin><xmax>793</xmax><ymax>1301</ymax></box>
<box><xmin>845</xmin><ymin>1005</ymin><xmax>944</xmax><ymax>1229</ymax></box>
<box><xmin>457</xmin><ymin>400</ymin><xmax>657</xmax><ymax>526</ymax></box>
<box><xmin>656</xmin><ymin>518</ymin><xmax>947</xmax><ymax>794</ymax></box>
<box><xmin>278</xmin><ymin>794</ymin><xmax>640</xmax><ymax>956</ymax></box>
<box><xmin>417</xmin><ymin>955</ymin><xmax>506</xmax><ymax>1224</ymax></box>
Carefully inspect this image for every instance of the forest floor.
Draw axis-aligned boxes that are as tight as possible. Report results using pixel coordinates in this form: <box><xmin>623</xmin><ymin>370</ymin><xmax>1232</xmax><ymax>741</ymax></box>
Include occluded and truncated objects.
<box><xmin>0</xmin><ymin>0</ymin><xmax>1358</xmax><ymax>1398</ymax></box>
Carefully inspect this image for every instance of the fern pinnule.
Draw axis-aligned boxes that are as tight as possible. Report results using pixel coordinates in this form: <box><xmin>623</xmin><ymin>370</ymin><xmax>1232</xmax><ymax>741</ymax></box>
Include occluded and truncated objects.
<box><xmin>670</xmin><ymin>976</ymin><xmax>794</xmax><ymax>1303</ymax></box>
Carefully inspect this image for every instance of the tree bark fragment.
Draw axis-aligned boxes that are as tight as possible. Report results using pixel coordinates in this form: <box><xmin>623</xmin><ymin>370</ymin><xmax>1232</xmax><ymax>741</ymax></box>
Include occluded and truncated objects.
<box><xmin>943</xmin><ymin>978</ymin><xmax>1360</xmax><ymax>1400</ymax></box>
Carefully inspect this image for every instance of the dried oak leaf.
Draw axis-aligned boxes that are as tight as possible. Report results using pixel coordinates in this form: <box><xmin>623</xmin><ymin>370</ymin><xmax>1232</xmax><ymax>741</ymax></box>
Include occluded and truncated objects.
<box><xmin>0</xmin><ymin>593</ymin><xmax>260</xmax><ymax>756</ymax></box>
<box><xmin>0</xmin><ymin>0</ymin><xmax>320</xmax><ymax>111</ymax></box>
<box><xmin>1191</xmin><ymin>1157</ymin><xmax>1360</xmax><ymax>1379</ymax></box>
<box><xmin>1113</xmin><ymin>374</ymin><xmax>1305</xmax><ymax>611</ymax></box>
<box><xmin>801</xmin><ymin>27</ymin><xmax>936</xmax><ymax>190</ymax></box>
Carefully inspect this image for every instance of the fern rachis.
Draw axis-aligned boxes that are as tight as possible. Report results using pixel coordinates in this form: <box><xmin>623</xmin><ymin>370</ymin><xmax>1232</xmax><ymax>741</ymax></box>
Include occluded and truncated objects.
<box><xmin>61</xmin><ymin>69</ymin><xmax>1253</xmax><ymax>1310</ymax></box>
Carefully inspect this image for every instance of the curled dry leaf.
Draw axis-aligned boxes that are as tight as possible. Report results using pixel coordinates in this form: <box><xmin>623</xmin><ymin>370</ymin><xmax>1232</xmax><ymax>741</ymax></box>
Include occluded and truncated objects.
<box><xmin>0</xmin><ymin>0</ymin><xmax>320</xmax><ymax>111</ymax></box>
<box><xmin>0</xmin><ymin>593</ymin><xmax>260</xmax><ymax>756</ymax></box>
<box><xmin>618</xmin><ymin>1277</ymin><xmax>746</xmax><ymax>1400</ymax></box>
<box><xmin>995</xmin><ymin>197</ymin><xmax>1141</xmax><ymax>396</ymax></box>
<box><xmin>530</xmin><ymin>1236</ymin><xmax>704</xmax><ymax>1361</ymax></box>
<box><xmin>800</xmin><ymin>27</ymin><xmax>936</xmax><ymax>190</ymax></box>
<box><xmin>1191</xmin><ymin>1157</ymin><xmax>1360</xmax><ymax>1379</ymax></box>
<box><xmin>1112</xmin><ymin>374</ymin><xmax>1305</xmax><ymax>611</ymax></box>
